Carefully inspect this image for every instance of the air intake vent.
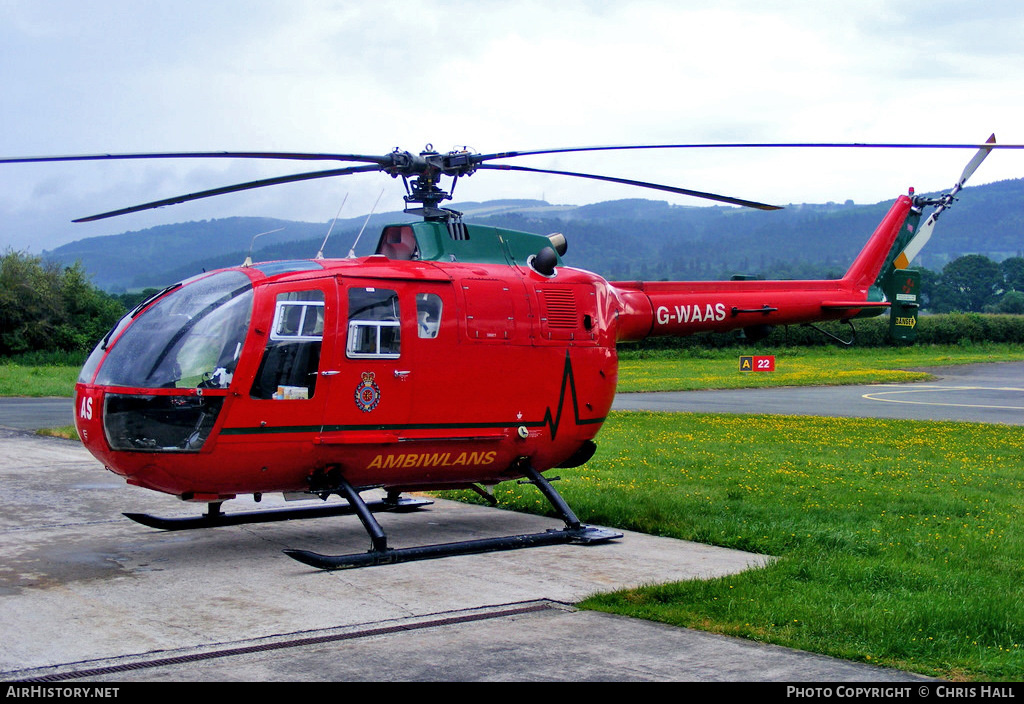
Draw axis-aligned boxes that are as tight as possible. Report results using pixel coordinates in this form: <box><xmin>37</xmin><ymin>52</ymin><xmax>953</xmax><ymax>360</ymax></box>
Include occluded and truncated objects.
<box><xmin>541</xmin><ymin>288</ymin><xmax>577</xmax><ymax>329</ymax></box>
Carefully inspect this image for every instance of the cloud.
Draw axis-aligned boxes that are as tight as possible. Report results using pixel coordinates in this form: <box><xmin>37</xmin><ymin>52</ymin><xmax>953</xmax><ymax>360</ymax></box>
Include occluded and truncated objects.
<box><xmin>1</xmin><ymin>0</ymin><xmax>1022</xmax><ymax>252</ymax></box>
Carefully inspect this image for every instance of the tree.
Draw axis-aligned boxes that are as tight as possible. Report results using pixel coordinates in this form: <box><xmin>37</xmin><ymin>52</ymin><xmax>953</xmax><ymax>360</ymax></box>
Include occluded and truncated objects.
<box><xmin>1000</xmin><ymin>256</ymin><xmax>1024</xmax><ymax>292</ymax></box>
<box><xmin>993</xmin><ymin>290</ymin><xmax>1024</xmax><ymax>314</ymax></box>
<box><xmin>932</xmin><ymin>254</ymin><xmax>1002</xmax><ymax>312</ymax></box>
<box><xmin>912</xmin><ymin>266</ymin><xmax>939</xmax><ymax>311</ymax></box>
<box><xmin>113</xmin><ymin>287</ymin><xmax>164</xmax><ymax>311</ymax></box>
<box><xmin>0</xmin><ymin>250</ymin><xmax>125</xmax><ymax>357</ymax></box>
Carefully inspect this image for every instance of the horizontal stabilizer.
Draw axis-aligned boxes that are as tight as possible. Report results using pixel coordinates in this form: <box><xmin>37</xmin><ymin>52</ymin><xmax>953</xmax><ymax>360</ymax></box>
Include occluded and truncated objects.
<box><xmin>821</xmin><ymin>301</ymin><xmax>890</xmax><ymax>310</ymax></box>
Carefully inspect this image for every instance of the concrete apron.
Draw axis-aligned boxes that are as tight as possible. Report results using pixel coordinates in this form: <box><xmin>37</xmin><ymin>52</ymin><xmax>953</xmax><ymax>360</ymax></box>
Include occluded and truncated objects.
<box><xmin>1</xmin><ymin>430</ymin><xmax>926</xmax><ymax>682</ymax></box>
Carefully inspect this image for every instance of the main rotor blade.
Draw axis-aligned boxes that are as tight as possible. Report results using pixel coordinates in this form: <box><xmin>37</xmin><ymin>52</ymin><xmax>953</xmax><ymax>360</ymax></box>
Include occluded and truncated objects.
<box><xmin>0</xmin><ymin>151</ymin><xmax>393</xmax><ymax>166</ymax></box>
<box><xmin>475</xmin><ymin>140</ymin><xmax>1024</xmax><ymax>163</ymax></box>
<box><xmin>73</xmin><ymin>164</ymin><xmax>382</xmax><ymax>222</ymax></box>
<box><xmin>6</xmin><ymin>142</ymin><xmax>1022</xmax><ymax>167</ymax></box>
<box><xmin>13</xmin><ymin>137</ymin><xmax>1013</xmax><ymax>222</ymax></box>
<box><xmin>476</xmin><ymin>163</ymin><xmax>781</xmax><ymax>210</ymax></box>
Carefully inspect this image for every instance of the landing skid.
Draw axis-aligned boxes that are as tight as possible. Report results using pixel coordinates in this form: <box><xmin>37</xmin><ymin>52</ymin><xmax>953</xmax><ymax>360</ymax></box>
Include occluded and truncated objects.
<box><xmin>124</xmin><ymin>494</ymin><xmax>432</xmax><ymax>531</ymax></box>
<box><xmin>283</xmin><ymin>464</ymin><xmax>623</xmax><ymax>570</ymax></box>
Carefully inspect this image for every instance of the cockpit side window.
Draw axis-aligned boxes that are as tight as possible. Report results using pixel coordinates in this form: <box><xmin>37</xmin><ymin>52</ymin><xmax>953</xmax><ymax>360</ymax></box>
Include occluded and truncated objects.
<box><xmin>250</xmin><ymin>290</ymin><xmax>325</xmax><ymax>400</ymax></box>
<box><xmin>346</xmin><ymin>287</ymin><xmax>400</xmax><ymax>358</ymax></box>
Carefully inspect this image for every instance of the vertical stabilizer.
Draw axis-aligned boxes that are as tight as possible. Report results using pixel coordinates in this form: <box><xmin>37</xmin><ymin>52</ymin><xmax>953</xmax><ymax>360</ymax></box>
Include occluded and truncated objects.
<box><xmin>842</xmin><ymin>195</ymin><xmax>915</xmax><ymax>289</ymax></box>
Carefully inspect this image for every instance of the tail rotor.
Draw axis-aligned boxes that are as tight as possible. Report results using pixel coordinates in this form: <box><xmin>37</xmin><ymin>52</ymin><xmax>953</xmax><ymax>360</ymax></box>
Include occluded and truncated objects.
<box><xmin>883</xmin><ymin>134</ymin><xmax>997</xmax><ymax>341</ymax></box>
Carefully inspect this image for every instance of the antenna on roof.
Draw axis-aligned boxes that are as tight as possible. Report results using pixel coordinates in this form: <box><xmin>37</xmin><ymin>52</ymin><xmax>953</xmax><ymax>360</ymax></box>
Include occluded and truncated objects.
<box><xmin>316</xmin><ymin>194</ymin><xmax>348</xmax><ymax>260</ymax></box>
<box><xmin>242</xmin><ymin>227</ymin><xmax>285</xmax><ymax>267</ymax></box>
<box><xmin>347</xmin><ymin>188</ymin><xmax>385</xmax><ymax>258</ymax></box>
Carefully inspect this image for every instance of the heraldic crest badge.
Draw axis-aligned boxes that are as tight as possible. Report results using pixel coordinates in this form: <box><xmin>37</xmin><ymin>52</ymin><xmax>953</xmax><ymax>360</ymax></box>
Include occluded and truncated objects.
<box><xmin>354</xmin><ymin>372</ymin><xmax>381</xmax><ymax>412</ymax></box>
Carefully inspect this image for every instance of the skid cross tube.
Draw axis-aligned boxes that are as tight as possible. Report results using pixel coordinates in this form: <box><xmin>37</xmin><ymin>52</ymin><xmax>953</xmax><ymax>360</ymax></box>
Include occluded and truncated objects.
<box><xmin>123</xmin><ymin>495</ymin><xmax>431</xmax><ymax>531</ymax></box>
<box><xmin>282</xmin><ymin>465</ymin><xmax>622</xmax><ymax>570</ymax></box>
<box><xmin>804</xmin><ymin>320</ymin><xmax>857</xmax><ymax>346</ymax></box>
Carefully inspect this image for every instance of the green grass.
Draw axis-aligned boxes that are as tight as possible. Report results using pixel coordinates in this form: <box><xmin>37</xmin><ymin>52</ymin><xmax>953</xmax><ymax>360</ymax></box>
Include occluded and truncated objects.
<box><xmin>445</xmin><ymin>412</ymin><xmax>1024</xmax><ymax>681</ymax></box>
<box><xmin>36</xmin><ymin>424</ymin><xmax>79</xmax><ymax>440</ymax></box>
<box><xmin>0</xmin><ymin>363</ymin><xmax>80</xmax><ymax>397</ymax></box>
<box><xmin>445</xmin><ymin>411</ymin><xmax>1024</xmax><ymax>681</ymax></box>
<box><xmin>616</xmin><ymin>342</ymin><xmax>1024</xmax><ymax>392</ymax></box>
<box><xmin>4</xmin><ymin>343</ymin><xmax>1022</xmax><ymax>398</ymax></box>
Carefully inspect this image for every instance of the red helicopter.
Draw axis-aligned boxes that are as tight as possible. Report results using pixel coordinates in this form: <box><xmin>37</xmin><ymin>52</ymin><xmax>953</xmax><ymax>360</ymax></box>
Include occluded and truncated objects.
<box><xmin>0</xmin><ymin>138</ymin><xmax>1002</xmax><ymax>568</ymax></box>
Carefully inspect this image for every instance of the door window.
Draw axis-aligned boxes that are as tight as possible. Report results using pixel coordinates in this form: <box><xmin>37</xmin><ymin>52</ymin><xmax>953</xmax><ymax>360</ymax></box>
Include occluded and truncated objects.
<box><xmin>416</xmin><ymin>293</ymin><xmax>443</xmax><ymax>339</ymax></box>
<box><xmin>346</xmin><ymin>287</ymin><xmax>401</xmax><ymax>359</ymax></box>
<box><xmin>250</xmin><ymin>290</ymin><xmax>325</xmax><ymax>400</ymax></box>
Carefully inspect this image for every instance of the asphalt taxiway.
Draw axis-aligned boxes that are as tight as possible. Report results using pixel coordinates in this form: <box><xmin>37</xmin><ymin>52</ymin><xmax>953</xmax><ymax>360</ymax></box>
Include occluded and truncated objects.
<box><xmin>6</xmin><ymin>362</ymin><xmax>1016</xmax><ymax>682</ymax></box>
<box><xmin>614</xmin><ymin>361</ymin><xmax>1024</xmax><ymax>425</ymax></box>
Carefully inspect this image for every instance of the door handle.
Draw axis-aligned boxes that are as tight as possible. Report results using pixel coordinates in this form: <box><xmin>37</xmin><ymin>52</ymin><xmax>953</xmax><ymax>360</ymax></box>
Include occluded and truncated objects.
<box><xmin>394</xmin><ymin>370</ymin><xmax>411</xmax><ymax>378</ymax></box>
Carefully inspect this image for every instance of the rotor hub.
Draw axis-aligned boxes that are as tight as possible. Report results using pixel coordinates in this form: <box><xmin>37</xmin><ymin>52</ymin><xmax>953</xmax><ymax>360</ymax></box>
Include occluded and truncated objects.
<box><xmin>384</xmin><ymin>146</ymin><xmax>480</xmax><ymax>220</ymax></box>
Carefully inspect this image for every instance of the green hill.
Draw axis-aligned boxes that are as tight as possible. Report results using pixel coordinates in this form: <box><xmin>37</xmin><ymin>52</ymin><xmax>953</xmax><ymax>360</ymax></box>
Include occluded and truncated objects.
<box><xmin>43</xmin><ymin>180</ymin><xmax>1024</xmax><ymax>290</ymax></box>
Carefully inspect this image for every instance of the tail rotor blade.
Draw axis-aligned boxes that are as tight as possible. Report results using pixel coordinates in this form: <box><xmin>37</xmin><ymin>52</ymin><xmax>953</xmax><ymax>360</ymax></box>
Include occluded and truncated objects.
<box><xmin>954</xmin><ymin>133</ymin><xmax>996</xmax><ymax>194</ymax></box>
<box><xmin>893</xmin><ymin>211</ymin><xmax>937</xmax><ymax>271</ymax></box>
<box><xmin>892</xmin><ymin>134</ymin><xmax>996</xmax><ymax>270</ymax></box>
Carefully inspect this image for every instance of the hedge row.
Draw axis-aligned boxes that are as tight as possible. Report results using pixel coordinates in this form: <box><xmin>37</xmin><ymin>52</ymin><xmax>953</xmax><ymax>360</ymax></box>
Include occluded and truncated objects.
<box><xmin>630</xmin><ymin>313</ymin><xmax>1024</xmax><ymax>350</ymax></box>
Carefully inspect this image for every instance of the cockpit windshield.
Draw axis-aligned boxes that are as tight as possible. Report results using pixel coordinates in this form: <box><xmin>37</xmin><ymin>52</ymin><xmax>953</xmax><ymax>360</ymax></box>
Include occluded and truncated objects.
<box><xmin>94</xmin><ymin>271</ymin><xmax>254</xmax><ymax>389</ymax></box>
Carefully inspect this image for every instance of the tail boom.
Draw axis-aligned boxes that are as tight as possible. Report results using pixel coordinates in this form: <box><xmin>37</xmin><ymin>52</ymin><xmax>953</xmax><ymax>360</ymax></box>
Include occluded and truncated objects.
<box><xmin>611</xmin><ymin>195</ymin><xmax>915</xmax><ymax>342</ymax></box>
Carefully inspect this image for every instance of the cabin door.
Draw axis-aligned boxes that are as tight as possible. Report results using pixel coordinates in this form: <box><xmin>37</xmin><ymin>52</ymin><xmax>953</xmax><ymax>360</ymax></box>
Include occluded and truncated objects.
<box><xmin>320</xmin><ymin>278</ymin><xmax>415</xmax><ymax>441</ymax></box>
<box><xmin>232</xmin><ymin>280</ymin><xmax>337</xmax><ymax>436</ymax></box>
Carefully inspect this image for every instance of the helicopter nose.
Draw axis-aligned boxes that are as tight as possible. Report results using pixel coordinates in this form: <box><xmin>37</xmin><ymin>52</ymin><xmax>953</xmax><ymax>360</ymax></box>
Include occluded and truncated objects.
<box><xmin>74</xmin><ymin>386</ymin><xmax>103</xmax><ymax>447</ymax></box>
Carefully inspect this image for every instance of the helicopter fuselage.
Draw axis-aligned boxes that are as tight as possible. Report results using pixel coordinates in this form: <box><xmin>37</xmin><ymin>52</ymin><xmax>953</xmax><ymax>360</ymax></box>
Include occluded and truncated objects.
<box><xmin>73</xmin><ymin>193</ymin><xmax>914</xmax><ymax>503</ymax></box>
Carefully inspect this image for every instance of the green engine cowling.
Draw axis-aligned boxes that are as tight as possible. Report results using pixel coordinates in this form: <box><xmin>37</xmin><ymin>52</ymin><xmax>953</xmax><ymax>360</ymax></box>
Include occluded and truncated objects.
<box><xmin>374</xmin><ymin>221</ymin><xmax>566</xmax><ymax>268</ymax></box>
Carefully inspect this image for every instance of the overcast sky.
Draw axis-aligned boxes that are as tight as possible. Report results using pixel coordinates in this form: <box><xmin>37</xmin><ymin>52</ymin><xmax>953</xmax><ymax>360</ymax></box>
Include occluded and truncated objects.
<box><xmin>2</xmin><ymin>0</ymin><xmax>1023</xmax><ymax>253</ymax></box>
